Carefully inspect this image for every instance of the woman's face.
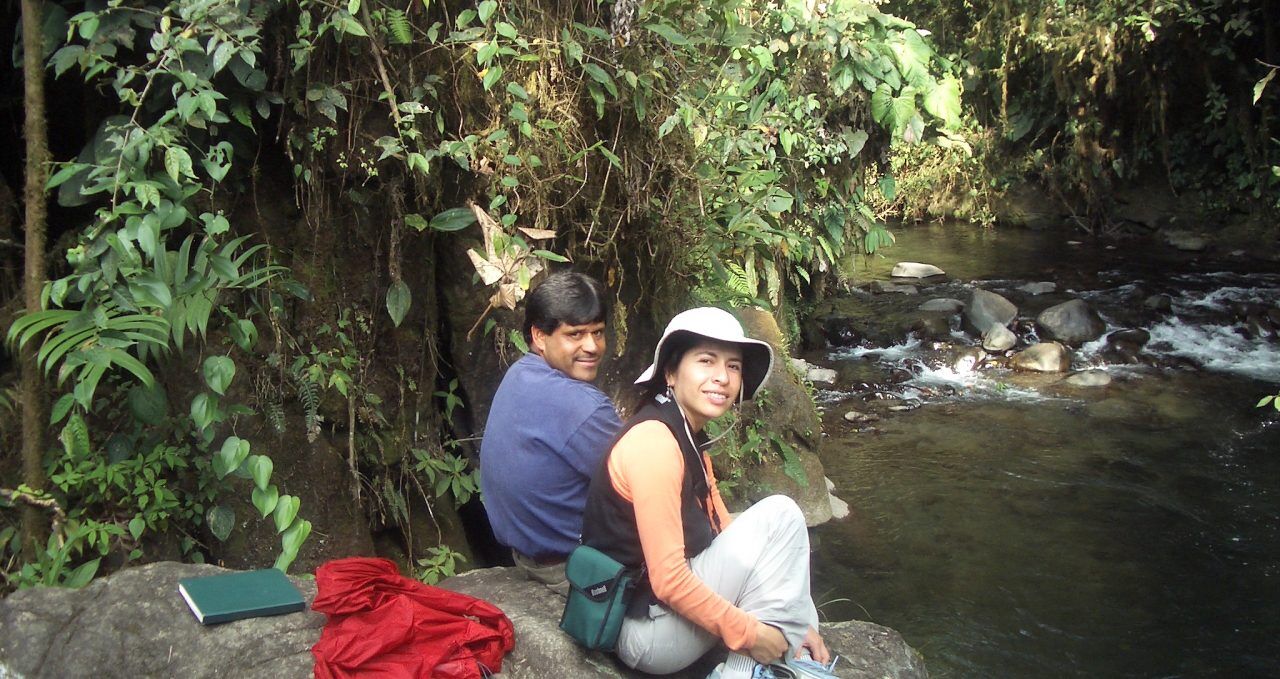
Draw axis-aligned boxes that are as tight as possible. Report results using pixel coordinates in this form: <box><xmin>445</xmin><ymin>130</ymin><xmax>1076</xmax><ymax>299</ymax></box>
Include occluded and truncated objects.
<box><xmin>665</xmin><ymin>339</ymin><xmax>743</xmax><ymax>432</ymax></box>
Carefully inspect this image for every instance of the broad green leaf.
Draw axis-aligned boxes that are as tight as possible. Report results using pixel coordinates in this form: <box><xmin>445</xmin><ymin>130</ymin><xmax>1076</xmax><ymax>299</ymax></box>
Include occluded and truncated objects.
<box><xmin>643</xmin><ymin>23</ymin><xmax>689</xmax><ymax>45</ymax></box>
<box><xmin>63</xmin><ymin>558</ymin><xmax>100</xmax><ymax>588</ymax></box>
<box><xmin>129</xmin><ymin>274</ymin><xmax>172</xmax><ymax>309</ymax></box>
<box><xmin>164</xmin><ymin>147</ymin><xmax>193</xmax><ymax>183</ymax></box>
<box><xmin>127</xmin><ymin>383</ymin><xmax>168</xmax><ymax>426</ymax></box>
<box><xmin>658</xmin><ymin>113</ymin><xmax>680</xmax><ymax>138</ymax></box>
<box><xmin>253</xmin><ymin>484</ymin><xmax>280</xmax><ymax>518</ymax></box>
<box><xmin>282</xmin><ymin>518</ymin><xmax>312</xmax><ymax>556</ymax></box>
<box><xmin>482</xmin><ymin>64</ymin><xmax>504</xmax><ymax>91</ymax></box>
<box><xmin>207</xmin><ymin>505</ymin><xmax>235</xmax><ymax>542</ymax></box>
<box><xmin>495</xmin><ymin>21</ymin><xmax>518</xmax><ymax>40</ymax></box>
<box><xmin>247</xmin><ymin>454</ymin><xmax>274</xmax><ymax>491</ymax></box>
<box><xmin>870</xmin><ymin>83</ymin><xmax>893</xmax><ymax>125</ymax></box>
<box><xmin>128</xmin><ymin>516</ymin><xmax>145</xmax><ymax>540</ymax></box>
<box><xmin>763</xmin><ymin>188</ymin><xmax>794</xmax><ymax>214</ymax></box>
<box><xmin>386</xmin><ymin>279</ymin><xmax>411</xmax><ymax>327</ymax></box>
<box><xmin>477</xmin><ymin>41</ymin><xmax>499</xmax><ymax>66</ymax></box>
<box><xmin>273</xmin><ymin>495</ymin><xmax>300</xmax><ymax>533</ymax></box>
<box><xmin>191</xmin><ymin>393</ymin><xmax>217</xmax><ymax>431</ymax></box>
<box><xmin>214</xmin><ymin>436</ymin><xmax>251</xmax><ymax>479</ymax></box>
<box><xmin>923</xmin><ymin>76</ymin><xmax>962</xmax><ymax>128</ymax></box>
<box><xmin>50</xmin><ymin>393</ymin><xmax>75</xmax><ymax>425</ymax></box>
<box><xmin>429</xmin><ymin>207</ymin><xmax>478</xmax><ymax>232</ymax></box>
<box><xmin>505</xmin><ymin>82</ymin><xmax>528</xmax><ymax>99</ymax></box>
<box><xmin>581</xmin><ymin>64</ymin><xmax>617</xmax><ymax>97</ymax></box>
<box><xmin>532</xmin><ymin>249</ymin><xmax>569</xmax><ymax>262</ymax></box>
<box><xmin>203</xmin><ymin>356</ymin><xmax>236</xmax><ymax>395</ymax></box>
<box><xmin>477</xmin><ymin>0</ymin><xmax>498</xmax><ymax>25</ymax></box>
<box><xmin>336</xmin><ymin>15</ymin><xmax>367</xmax><ymax>37</ymax></box>
<box><xmin>229</xmin><ymin>319</ymin><xmax>258</xmax><ymax>351</ymax></box>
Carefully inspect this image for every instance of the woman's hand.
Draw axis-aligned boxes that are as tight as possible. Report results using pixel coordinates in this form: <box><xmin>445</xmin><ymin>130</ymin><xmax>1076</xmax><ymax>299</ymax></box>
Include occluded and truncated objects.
<box><xmin>797</xmin><ymin>626</ymin><xmax>830</xmax><ymax>664</ymax></box>
<box><xmin>747</xmin><ymin>622</ymin><xmax>788</xmax><ymax>664</ymax></box>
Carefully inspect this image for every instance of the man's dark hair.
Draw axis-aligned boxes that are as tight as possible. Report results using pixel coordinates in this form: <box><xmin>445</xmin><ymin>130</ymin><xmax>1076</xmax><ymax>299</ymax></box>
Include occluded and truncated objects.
<box><xmin>523</xmin><ymin>271</ymin><xmax>608</xmax><ymax>342</ymax></box>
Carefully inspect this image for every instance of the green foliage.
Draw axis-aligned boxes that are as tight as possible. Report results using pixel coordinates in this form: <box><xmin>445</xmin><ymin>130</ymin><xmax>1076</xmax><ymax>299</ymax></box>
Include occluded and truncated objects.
<box><xmin>3</xmin><ymin>0</ymin><xmax>313</xmax><ymax>585</ymax></box>
<box><xmin>411</xmin><ymin>447</ymin><xmax>480</xmax><ymax>506</ymax></box>
<box><xmin>706</xmin><ymin>388</ymin><xmax>807</xmax><ymax>496</ymax></box>
<box><xmin>885</xmin><ymin>0</ymin><xmax>1279</xmax><ymax>224</ymax></box>
<box><xmin>0</xmin><ymin>510</ymin><xmax>111</xmax><ymax>591</ymax></box>
<box><xmin>415</xmin><ymin>545</ymin><xmax>467</xmax><ymax>585</ymax></box>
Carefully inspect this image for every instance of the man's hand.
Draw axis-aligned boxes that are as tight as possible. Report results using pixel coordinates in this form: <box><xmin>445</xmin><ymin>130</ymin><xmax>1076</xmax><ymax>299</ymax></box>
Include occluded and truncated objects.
<box><xmin>748</xmin><ymin>622</ymin><xmax>788</xmax><ymax>664</ymax></box>
<box><xmin>797</xmin><ymin>626</ymin><xmax>830</xmax><ymax>664</ymax></box>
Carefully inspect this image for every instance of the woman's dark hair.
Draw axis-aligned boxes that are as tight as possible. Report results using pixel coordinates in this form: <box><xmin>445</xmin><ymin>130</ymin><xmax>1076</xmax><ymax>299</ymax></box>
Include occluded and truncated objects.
<box><xmin>635</xmin><ymin>331</ymin><xmax>700</xmax><ymax>405</ymax></box>
<box><xmin>522</xmin><ymin>272</ymin><xmax>608</xmax><ymax>342</ymax></box>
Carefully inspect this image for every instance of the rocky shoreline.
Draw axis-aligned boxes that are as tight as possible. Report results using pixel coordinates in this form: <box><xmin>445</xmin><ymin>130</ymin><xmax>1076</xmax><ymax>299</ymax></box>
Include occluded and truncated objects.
<box><xmin>0</xmin><ymin>562</ymin><xmax>928</xmax><ymax>678</ymax></box>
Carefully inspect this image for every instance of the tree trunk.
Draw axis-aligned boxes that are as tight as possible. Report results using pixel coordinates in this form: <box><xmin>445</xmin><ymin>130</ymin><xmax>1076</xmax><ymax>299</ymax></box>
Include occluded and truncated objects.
<box><xmin>20</xmin><ymin>0</ymin><xmax>50</xmax><ymax>559</ymax></box>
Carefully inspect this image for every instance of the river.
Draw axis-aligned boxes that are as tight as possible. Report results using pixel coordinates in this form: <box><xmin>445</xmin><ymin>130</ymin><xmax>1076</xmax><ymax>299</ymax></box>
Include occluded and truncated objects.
<box><xmin>805</xmin><ymin>223</ymin><xmax>1280</xmax><ymax>678</ymax></box>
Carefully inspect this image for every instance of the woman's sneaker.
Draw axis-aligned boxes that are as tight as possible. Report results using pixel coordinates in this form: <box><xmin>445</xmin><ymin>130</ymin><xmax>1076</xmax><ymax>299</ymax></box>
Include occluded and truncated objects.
<box><xmin>767</xmin><ymin>655</ymin><xmax>841</xmax><ymax>679</ymax></box>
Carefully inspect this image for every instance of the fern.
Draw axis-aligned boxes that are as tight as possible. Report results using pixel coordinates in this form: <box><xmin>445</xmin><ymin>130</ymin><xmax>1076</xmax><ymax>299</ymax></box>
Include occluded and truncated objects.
<box><xmin>387</xmin><ymin>9</ymin><xmax>412</xmax><ymax>45</ymax></box>
<box><xmin>294</xmin><ymin>373</ymin><xmax>320</xmax><ymax>442</ymax></box>
<box><xmin>723</xmin><ymin>262</ymin><xmax>754</xmax><ymax>298</ymax></box>
<box><xmin>265</xmin><ymin>400</ymin><xmax>287</xmax><ymax>435</ymax></box>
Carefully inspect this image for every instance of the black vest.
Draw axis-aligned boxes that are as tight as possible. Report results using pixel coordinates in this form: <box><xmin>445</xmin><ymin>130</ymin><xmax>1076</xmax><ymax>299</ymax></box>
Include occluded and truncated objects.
<box><xmin>581</xmin><ymin>396</ymin><xmax>721</xmax><ymax>568</ymax></box>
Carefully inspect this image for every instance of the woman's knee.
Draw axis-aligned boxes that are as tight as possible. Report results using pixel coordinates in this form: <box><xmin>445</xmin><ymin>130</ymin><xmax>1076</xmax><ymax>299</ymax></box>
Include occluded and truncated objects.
<box><xmin>755</xmin><ymin>494</ymin><xmax>805</xmax><ymax>524</ymax></box>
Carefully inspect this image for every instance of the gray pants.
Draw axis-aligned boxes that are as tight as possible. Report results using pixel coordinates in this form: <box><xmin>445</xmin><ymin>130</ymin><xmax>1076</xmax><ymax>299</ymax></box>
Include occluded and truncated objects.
<box><xmin>512</xmin><ymin>549</ymin><xmax>569</xmax><ymax>597</ymax></box>
<box><xmin>616</xmin><ymin>495</ymin><xmax>820</xmax><ymax>674</ymax></box>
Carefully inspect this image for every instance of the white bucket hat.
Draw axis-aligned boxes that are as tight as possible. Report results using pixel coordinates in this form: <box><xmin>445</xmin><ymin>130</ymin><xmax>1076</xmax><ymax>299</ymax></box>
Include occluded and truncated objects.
<box><xmin>634</xmin><ymin>307</ymin><xmax>775</xmax><ymax>401</ymax></box>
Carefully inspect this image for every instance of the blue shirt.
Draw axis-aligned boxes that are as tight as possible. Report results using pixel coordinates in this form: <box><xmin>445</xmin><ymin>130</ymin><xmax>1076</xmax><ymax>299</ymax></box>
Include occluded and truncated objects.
<box><xmin>480</xmin><ymin>353</ymin><xmax>622</xmax><ymax>560</ymax></box>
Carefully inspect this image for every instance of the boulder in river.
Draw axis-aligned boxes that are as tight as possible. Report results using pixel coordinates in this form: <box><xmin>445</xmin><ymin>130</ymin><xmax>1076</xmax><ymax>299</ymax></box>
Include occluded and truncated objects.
<box><xmin>843</xmin><ymin>410</ymin><xmax>881</xmax><ymax>424</ymax></box>
<box><xmin>870</xmin><ymin>281</ymin><xmax>919</xmax><ymax>295</ymax></box>
<box><xmin>903</xmin><ymin>313</ymin><xmax>953</xmax><ymax>340</ymax></box>
<box><xmin>0</xmin><ymin>561</ymin><xmax>930</xmax><ymax>679</ymax></box>
<box><xmin>1144</xmin><ymin>294</ymin><xmax>1173</xmax><ymax>312</ymax></box>
<box><xmin>789</xmin><ymin>356</ymin><xmax>841</xmax><ymax>383</ymax></box>
<box><xmin>821</xmin><ymin>316</ymin><xmax>864</xmax><ymax>347</ymax></box>
<box><xmin>964</xmin><ymin>289</ymin><xmax>1017</xmax><ymax>336</ymax></box>
<box><xmin>890</xmin><ymin>262</ymin><xmax>946</xmax><ymax>279</ymax></box>
<box><xmin>1107</xmin><ymin>328</ymin><xmax>1151</xmax><ymax>349</ymax></box>
<box><xmin>948</xmin><ymin>346</ymin><xmax>987</xmax><ymax>373</ymax></box>
<box><xmin>1102</xmin><ymin>328</ymin><xmax>1151</xmax><ymax>364</ymax></box>
<box><xmin>1017</xmin><ymin>282</ymin><xmax>1057</xmax><ymax>296</ymax></box>
<box><xmin>1010</xmin><ymin>342</ymin><xmax>1072</xmax><ymax>372</ymax></box>
<box><xmin>1036</xmin><ymin>299</ymin><xmax>1106</xmax><ymax>346</ymax></box>
<box><xmin>981</xmin><ymin>323</ymin><xmax>1018</xmax><ymax>352</ymax></box>
<box><xmin>1063</xmin><ymin>370</ymin><xmax>1112</xmax><ymax>387</ymax></box>
<box><xmin>918</xmin><ymin>298</ymin><xmax>964</xmax><ymax>313</ymax></box>
<box><xmin>1163</xmin><ymin>230</ymin><xmax>1208</xmax><ymax>252</ymax></box>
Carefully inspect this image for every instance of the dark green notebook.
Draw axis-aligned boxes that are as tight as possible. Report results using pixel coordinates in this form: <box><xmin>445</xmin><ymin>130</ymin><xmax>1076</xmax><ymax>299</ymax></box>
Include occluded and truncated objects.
<box><xmin>177</xmin><ymin>568</ymin><xmax>306</xmax><ymax>625</ymax></box>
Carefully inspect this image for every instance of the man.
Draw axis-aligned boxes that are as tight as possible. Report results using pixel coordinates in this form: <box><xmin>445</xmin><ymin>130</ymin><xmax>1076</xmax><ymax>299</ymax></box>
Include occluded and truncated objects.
<box><xmin>480</xmin><ymin>271</ymin><xmax>622</xmax><ymax>589</ymax></box>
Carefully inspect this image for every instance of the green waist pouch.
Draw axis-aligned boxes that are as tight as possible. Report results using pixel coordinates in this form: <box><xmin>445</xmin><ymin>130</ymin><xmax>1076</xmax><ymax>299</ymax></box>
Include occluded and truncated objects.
<box><xmin>559</xmin><ymin>545</ymin><xmax>645</xmax><ymax>651</ymax></box>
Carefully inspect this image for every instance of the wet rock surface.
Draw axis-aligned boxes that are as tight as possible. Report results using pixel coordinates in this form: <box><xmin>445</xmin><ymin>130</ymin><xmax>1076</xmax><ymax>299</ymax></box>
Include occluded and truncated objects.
<box><xmin>1036</xmin><ymin>298</ymin><xmax>1106</xmax><ymax>345</ymax></box>
<box><xmin>964</xmin><ymin>289</ymin><xmax>1017</xmax><ymax>335</ymax></box>
<box><xmin>1010</xmin><ymin>342</ymin><xmax>1072</xmax><ymax>373</ymax></box>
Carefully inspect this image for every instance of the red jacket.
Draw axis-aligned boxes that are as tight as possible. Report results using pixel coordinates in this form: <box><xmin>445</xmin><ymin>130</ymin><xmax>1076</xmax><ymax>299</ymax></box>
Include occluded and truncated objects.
<box><xmin>311</xmin><ymin>557</ymin><xmax>514</xmax><ymax>678</ymax></box>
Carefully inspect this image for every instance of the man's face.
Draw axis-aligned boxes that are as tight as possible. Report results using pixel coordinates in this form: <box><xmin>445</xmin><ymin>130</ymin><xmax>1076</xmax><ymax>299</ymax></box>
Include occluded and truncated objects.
<box><xmin>531</xmin><ymin>321</ymin><xmax>607</xmax><ymax>382</ymax></box>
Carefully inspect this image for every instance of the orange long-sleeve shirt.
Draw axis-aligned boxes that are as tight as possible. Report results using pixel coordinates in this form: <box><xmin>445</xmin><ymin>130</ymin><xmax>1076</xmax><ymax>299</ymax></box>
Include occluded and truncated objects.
<box><xmin>606</xmin><ymin>420</ymin><xmax>758</xmax><ymax>652</ymax></box>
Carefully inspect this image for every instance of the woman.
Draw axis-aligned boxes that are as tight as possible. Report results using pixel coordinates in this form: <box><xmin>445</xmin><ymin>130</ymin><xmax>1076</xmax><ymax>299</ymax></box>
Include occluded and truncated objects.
<box><xmin>581</xmin><ymin>307</ymin><xmax>830</xmax><ymax>678</ymax></box>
